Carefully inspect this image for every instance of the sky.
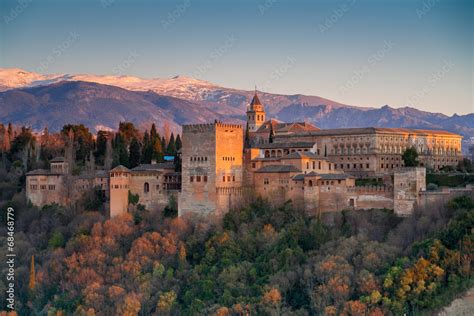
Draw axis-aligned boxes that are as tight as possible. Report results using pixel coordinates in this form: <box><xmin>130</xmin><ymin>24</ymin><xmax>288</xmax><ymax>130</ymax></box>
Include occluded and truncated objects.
<box><xmin>0</xmin><ymin>0</ymin><xmax>473</xmax><ymax>115</ymax></box>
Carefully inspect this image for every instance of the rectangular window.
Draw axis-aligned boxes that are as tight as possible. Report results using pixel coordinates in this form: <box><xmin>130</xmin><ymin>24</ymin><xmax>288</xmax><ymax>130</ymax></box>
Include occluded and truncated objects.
<box><xmin>366</xmin><ymin>163</ymin><xmax>370</xmax><ymax>168</ymax></box>
<box><xmin>264</xmin><ymin>178</ymin><xmax>269</xmax><ymax>185</ymax></box>
<box><xmin>252</xmin><ymin>163</ymin><xmax>256</xmax><ymax>168</ymax></box>
<box><xmin>318</xmin><ymin>161</ymin><xmax>321</xmax><ymax>169</ymax></box>
<box><xmin>204</xmin><ymin>175</ymin><xmax>208</xmax><ymax>182</ymax></box>
<box><xmin>196</xmin><ymin>176</ymin><xmax>201</xmax><ymax>182</ymax></box>
<box><xmin>312</xmin><ymin>161</ymin><xmax>315</xmax><ymax>169</ymax></box>
<box><xmin>223</xmin><ymin>176</ymin><xmax>226</xmax><ymax>182</ymax></box>
<box><xmin>190</xmin><ymin>176</ymin><xmax>194</xmax><ymax>182</ymax></box>
<box><xmin>233</xmin><ymin>176</ymin><xmax>235</xmax><ymax>182</ymax></box>
<box><xmin>227</xmin><ymin>176</ymin><xmax>231</xmax><ymax>182</ymax></box>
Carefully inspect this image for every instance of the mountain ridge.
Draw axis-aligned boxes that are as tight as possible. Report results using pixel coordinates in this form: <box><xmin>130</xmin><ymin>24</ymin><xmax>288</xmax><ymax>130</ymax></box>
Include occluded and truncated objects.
<box><xmin>0</xmin><ymin>68</ymin><xmax>472</xmax><ymax>147</ymax></box>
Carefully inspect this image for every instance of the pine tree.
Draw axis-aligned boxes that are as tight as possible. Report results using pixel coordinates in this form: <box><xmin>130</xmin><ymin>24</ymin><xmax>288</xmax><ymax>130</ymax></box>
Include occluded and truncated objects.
<box><xmin>129</xmin><ymin>137</ymin><xmax>141</xmax><ymax>168</ymax></box>
<box><xmin>29</xmin><ymin>255</ymin><xmax>36</xmax><ymax>290</ymax></box>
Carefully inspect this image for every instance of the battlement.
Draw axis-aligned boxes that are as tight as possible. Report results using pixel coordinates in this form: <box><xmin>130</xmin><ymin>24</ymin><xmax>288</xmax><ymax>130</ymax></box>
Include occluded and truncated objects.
<box><xmin>215</xmin><ymin>122</ymin><xmax>242</xmax><ymax>129</ymax></box>
<box><xmin>183</xmin><ymin>121</ymin><xmax>242</xmax><ymax>133</ymax></box>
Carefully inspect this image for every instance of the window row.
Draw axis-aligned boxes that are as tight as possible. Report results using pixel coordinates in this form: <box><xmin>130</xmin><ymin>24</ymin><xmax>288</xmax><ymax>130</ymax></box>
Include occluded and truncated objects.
<box><xmin>190</xmin><ymin>175</ymin><xmax>208</xmax><ymax>183</ymax></box>
<box><xmin>30</xmin><ymin>185</ymin><xmax>56</xmax><ymax>191</ymax></box>
<box><xmin>190</xmin><ymin>156</ymin><xmax>208</xmax><ymax>162</ymax></box>
<box><xmin>338</xmin><ymin>163</ymin><xmax>370</xmax><ymax>169</ymax></box>
<box><xmin>113</xmin><ymin>184</ymin><xmax>129</xmax><ymax>189</ymax></box>
<box><xmin>222</xmin><ymin>175</ymin><xmax>236</xmax><ymax>182</ymax></box>
<box><xmin>223</xmin><ymin>156</ymin><xmax>236</xmax><ymax>161</ymax></box>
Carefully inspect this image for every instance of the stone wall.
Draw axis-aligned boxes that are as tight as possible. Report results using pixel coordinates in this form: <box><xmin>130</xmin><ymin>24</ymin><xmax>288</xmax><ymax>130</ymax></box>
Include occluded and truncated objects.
<box><xmin>393</xmin><ymin>167</ymin><xmax>426</xmax><ymax>216</ymax></box>
<box><xmin>26</xmin><ymin>175</ymin><xmax>67</xmax><ymax>207</ymax></box>
<box><xmin>347</xmin><ymin>186</ymin><xmax>394</xmax><ymax>210</ymax></box>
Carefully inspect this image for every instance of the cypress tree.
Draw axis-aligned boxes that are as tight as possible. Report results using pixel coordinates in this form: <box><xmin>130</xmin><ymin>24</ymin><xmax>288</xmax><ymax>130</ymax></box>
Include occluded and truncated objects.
<box><xmin>269</xmin><ymin>123</ymin><xmax>275</xmax><ymax>143</ymax></box>
<box><xmin>29</xmin><ymin>255</ymin><xmax>36</xmax><ymax>290</ymax></box>
<box><xmin>129</xmin><ymin>137</ymin><xmax>141</xmax><ymax>168</ymax></box>
<box><xmin>175</xmin><ymin>134</ymin><xmax>182</xmax><ymax>151</ymax></box>
<box><xmin>167</xmin><ymin>133</ymin><xmax>176</xmax><ymax>155</ymax></box>
<box><xmin>141</xmin><ymin>131</ymin><xmax>153</xmax><ymax>164</ymax></box>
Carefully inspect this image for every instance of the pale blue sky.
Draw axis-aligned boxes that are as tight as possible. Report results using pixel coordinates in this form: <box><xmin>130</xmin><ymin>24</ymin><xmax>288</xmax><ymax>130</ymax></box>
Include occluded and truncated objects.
<box><xmin>1</xmin><ymin>0</ymin><xmax>472</xmax><ymax>115</ymax></box>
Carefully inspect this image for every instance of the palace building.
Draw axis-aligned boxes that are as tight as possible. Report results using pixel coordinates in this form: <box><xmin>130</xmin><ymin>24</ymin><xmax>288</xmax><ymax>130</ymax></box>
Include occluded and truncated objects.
<box><xmin>26</xmin><ymin>91</ymin><xmax>467</xmax><ymax>219</ymax></box>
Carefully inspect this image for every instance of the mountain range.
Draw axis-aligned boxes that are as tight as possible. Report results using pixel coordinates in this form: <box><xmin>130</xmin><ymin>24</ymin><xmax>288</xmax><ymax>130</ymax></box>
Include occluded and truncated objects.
<box><xmin>0</xmin><ymin>68</ymin><xmax>472</xmax><ymax>145</ymax></box>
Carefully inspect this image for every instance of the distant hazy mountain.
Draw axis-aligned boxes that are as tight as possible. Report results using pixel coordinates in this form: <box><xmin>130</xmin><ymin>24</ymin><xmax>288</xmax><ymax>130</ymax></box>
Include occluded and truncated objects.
<box><xmin>0</xmin><ymin>68</ymin><xmax>472</xmax><ymax>142</ymax></box>
<box><xmin>0</xmin><ymin>81</ymin><xmax>224</xmax><ymax>132</ymax></box>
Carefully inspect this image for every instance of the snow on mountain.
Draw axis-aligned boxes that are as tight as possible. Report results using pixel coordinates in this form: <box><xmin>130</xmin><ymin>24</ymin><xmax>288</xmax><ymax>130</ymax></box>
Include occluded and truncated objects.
<box><xmin>0</xmin><ymin>68</ymin><xmax>218</xmax><ymax>100</ymax></box>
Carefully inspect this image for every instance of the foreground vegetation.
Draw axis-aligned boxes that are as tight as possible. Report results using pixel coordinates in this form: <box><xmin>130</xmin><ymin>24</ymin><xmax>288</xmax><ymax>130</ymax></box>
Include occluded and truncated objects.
<box><xmin>0</xmin><ymin>182</ymin><xmax>472</xmax><ymax>315</ymax></box>
<box><xmin>0</xmin><ymin>123</ymin><xmax>472</xmax><ymax>314</ymax></box>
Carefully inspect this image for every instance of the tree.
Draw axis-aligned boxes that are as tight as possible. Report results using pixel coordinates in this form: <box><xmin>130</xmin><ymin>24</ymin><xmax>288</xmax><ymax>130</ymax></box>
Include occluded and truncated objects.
<box><xmin>129</xmin><ymin>138</ymin><xmax>141</xmax><ymax>168</ymax></box>
<box><xmin>61</xmin><ymin>124</ymin><xmax>94</xmax><ymax>163</ymax></box>
<box><xmin>269</xmin><ymin>123</ymin><xmax>274</xmax><ymax>143</ymax></box>
<box><xmin>175</xmin><ymin>134</ymin><xmax>182</xmax><ymax>151</ymax></box>
<box><xmin>29</xmin><ymin>255</ymin><xmax>36</xmax><ymax>290</ymax></box>
<box><xmin>113</xmin><ymin>133</ymin><xmax>129</xmax><ymax>168</ymax></box>
<box><xmin>244</xmin><ymin>123</ymin><xmax>251</xmax><ymax>148</ymax></box>
<box><xmin>402</xmin><ymin>147</ymin><xmax>419</xmax><ymax>167</ymax></box>
<box><xmin>167</xmin><ymin>133</ymin><xmax>177</xmax><ymax>155</ymax></box>
<box><xmin>95</xmin><ymin>130</ymin><xmax>109</xmax><ymax>165</ymax></box>
<box><xmin>118</xmin><ymin>122</ymin><xmax>139</xmax><ymax>144</ymax></box>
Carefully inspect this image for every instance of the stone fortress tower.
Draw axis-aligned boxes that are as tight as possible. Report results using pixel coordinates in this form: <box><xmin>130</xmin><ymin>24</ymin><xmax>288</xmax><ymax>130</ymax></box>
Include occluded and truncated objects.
<box><xmin>178</xmin><ymin>121</ymin><xmax>244</xmax><ymax>217</ymax></box>
<box><xmin>109</xmin><ymin>166</ymin><xmax>131</xmax><ymax>218</ymax></box>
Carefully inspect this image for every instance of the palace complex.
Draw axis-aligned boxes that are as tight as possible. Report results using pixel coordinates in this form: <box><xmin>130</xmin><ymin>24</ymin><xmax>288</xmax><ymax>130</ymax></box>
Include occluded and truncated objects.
<box><xmin>26</xmin><ymin>92</ymin><xmax>467</xmax><ymax>218</ymax></box>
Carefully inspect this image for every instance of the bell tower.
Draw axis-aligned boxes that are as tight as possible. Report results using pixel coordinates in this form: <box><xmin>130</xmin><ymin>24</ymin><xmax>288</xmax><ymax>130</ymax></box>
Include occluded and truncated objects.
<box><xmin>246</xmin><ymin>89</ymin><xmax>266</xmax><ymax>132</ymax></box>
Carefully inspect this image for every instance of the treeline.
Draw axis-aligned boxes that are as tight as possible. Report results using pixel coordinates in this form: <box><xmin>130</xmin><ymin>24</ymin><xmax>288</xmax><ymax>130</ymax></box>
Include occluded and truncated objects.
<box><xmin>0</xmin><ymin>182</ymin><xmax>472</xmax><ymax>314</ymax></box>
<box><xmin>0</xmin><ymin>122</ymin><xmax>182</xmax><ymax>173</ymax></box>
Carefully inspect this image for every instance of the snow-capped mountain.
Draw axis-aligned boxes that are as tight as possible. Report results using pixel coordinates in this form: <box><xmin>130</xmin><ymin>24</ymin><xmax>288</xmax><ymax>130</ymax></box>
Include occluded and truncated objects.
<box><xmin>0</xmin><ymin>68</ymin><xmax>219</xmax><ymax>101</ymax></box>
<box><xmin>0</xmin><ymin>68</ymin><xmax>472</xmax><ymax>147</ymax></box>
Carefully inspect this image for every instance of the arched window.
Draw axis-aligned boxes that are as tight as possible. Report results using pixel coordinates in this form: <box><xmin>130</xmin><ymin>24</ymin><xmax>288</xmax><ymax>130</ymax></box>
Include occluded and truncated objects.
<box><xmin>308</xmin><ymin>180</ymin><xmax>313</xmax><ymax>187</ymax></box>
<box><xmin>144</xmin><ymin>182</ymin><xmax>149</xmax><ymax>193</ymax></box>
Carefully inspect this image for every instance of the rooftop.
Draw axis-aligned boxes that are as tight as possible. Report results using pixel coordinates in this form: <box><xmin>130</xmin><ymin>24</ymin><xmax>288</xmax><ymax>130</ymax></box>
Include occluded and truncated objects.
<box><xmin>255</xmin><ymin>119</ymin><xmax>319</xmax><ymax>134</ymax></box>
<box><xmin>50</xmin><ymin>157</ymin><xmax>66</xmax><ymax>163</ymax></box>
<box><xmin>257</xmin><ymin>141</ymin><xmax>315</xmax><ymax>149</ymax></box>
<box><xmin>110</xmin><ymin>165</ymin><xmax>130</xmax><ymax>172</ymax></box>
<box><xmin>255</xmin><ymin>164</ymin><xmax>301</xmax><ymax>173</ymax></box>
<box><xmin>26</xmin><ymin>169</ymin><xmax>54</xmax><ymax>176</ymax></box>
<box><xmin>276</xmin><ymin>127</ymin><xmax>461</xmax><ymax>138</ymax></box>
<box><xmin>292</xmin><ymin>172</ymin><xmax>354</xmax><ymax>181</ymax></box>
<box><xmin>132</xmin><ymin>162</ymin><xmax>175</xmax><ymax>171</ymax></box>
<box><xmin>281</xmin><ymin>151</ymin><xmax>322</xmax><ymax>160</ymax></box>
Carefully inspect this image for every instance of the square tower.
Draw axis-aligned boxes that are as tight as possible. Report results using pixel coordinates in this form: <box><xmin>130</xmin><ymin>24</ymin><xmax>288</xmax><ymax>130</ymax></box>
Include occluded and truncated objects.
<box><xmin>179</xmin><ymin>122</ymin><xmax>243</xmax><ymax>217</ymax></box>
